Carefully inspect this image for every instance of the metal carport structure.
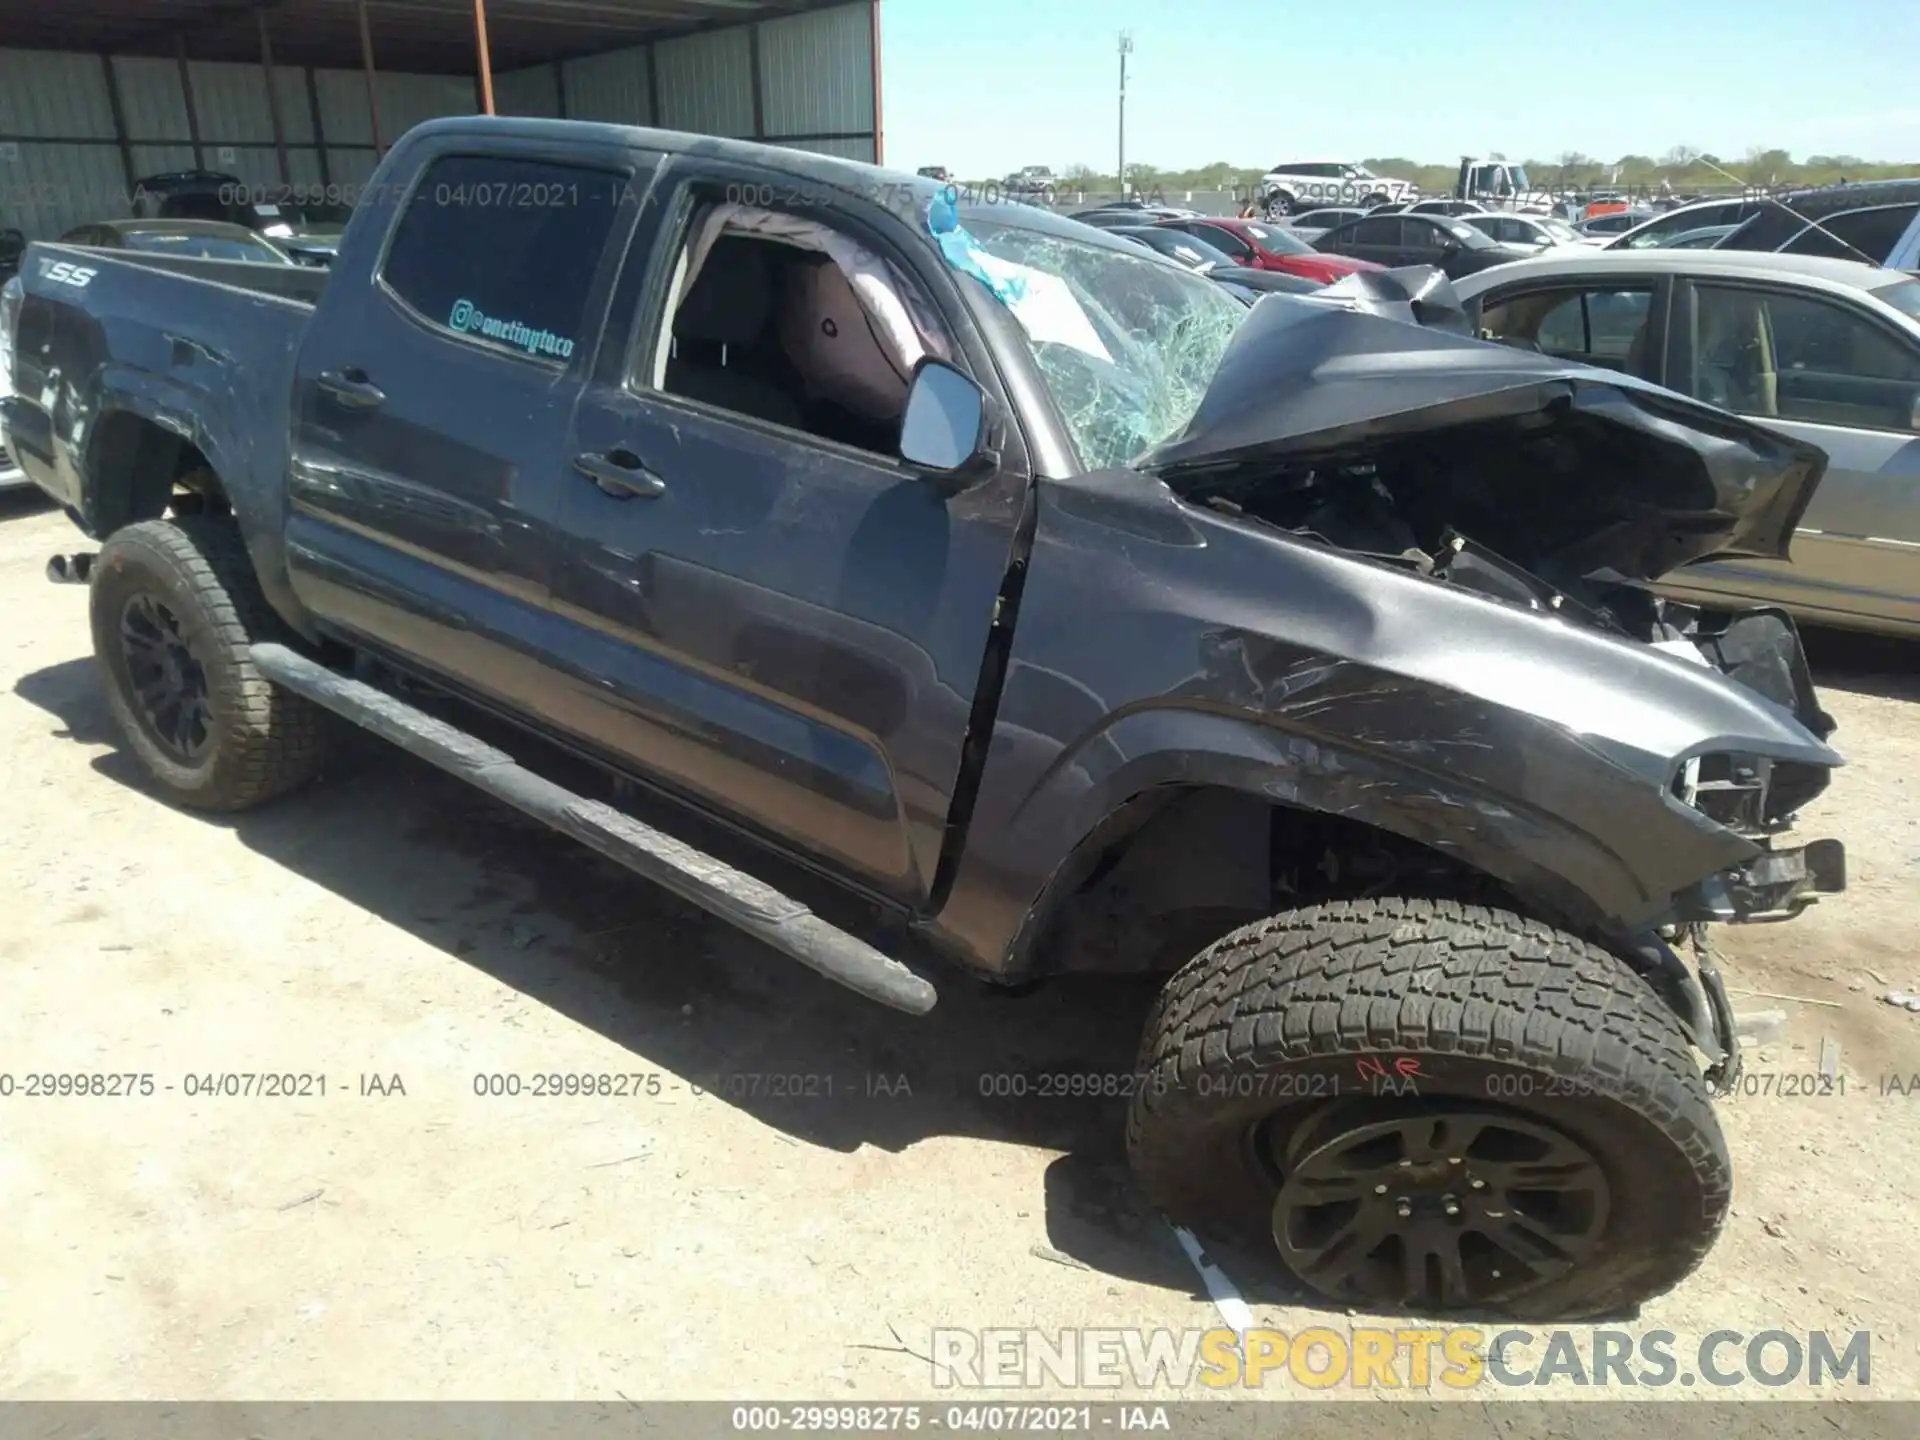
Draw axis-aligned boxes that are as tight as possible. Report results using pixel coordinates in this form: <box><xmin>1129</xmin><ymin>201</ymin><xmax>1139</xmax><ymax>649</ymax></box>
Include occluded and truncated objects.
<box><xmin>0</xmin><ymin>0</ymin><xmax>883</xmax><ymax>239</ymax></box>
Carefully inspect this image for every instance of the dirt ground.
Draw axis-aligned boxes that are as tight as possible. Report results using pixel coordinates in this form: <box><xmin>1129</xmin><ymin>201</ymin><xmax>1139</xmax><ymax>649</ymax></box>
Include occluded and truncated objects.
<box><xmin>2</xmin><ymin>489</ymin><xmax>1917</xmax><ymax>1403</ymax></box>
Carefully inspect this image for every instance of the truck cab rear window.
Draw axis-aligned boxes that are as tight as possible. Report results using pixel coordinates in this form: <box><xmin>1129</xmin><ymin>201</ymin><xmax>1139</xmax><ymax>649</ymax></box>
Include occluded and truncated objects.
<box><xmin>380</xmin><ymin>154</ymin><xmax>622</xmax><ymax>363</ymax></box>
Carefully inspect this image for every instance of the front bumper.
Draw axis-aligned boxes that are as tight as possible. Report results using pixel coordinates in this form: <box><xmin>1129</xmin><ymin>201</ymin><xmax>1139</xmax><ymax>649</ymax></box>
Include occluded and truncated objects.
<box><xmin>1677</xmin><ymin>839</ymin><xmax>1847</xmax><ymax>924</ymax></box>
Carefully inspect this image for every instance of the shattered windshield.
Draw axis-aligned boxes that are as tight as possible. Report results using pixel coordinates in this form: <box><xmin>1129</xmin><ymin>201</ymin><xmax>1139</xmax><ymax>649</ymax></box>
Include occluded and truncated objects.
<box><xmin>967</xmin><ymin>220</ymin><xmax>1248</xmax><ymax>470</ymax></box>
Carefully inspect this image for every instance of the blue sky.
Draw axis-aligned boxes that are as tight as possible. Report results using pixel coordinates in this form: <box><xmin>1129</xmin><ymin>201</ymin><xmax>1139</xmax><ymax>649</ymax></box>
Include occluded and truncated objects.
<box><xmin>879</xmin><ymin>0</ymin><xmax>1920</xmax><ymax>176</ymax></box>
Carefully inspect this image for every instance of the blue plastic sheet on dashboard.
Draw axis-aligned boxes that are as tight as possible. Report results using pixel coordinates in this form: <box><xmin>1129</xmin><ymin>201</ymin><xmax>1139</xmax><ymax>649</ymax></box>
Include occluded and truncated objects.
<box><xmin>927</xmin><ymin>191</ymin><xmax>1028</xmax><ymax>306</ymax></box>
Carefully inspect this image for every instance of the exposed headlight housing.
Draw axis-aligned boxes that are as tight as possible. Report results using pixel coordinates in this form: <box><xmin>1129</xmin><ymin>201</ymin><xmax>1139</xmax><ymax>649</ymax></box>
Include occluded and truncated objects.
<box><xmin>1672</xmin><ymin>750</ymin><xmax>1830</xmax><ymax>837</ymax></box>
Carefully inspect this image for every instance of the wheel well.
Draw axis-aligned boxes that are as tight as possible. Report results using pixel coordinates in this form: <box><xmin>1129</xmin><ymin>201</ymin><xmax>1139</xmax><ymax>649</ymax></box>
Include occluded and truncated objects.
<box><xmin>1030</xmin><ymin>787</ymin><xmax>1539</xmax><ymax>977</ymax></box>
<box><xmin>88</xmin><ymin>413</ymin><xmax>227</xmax><ymax>535</ymax></box>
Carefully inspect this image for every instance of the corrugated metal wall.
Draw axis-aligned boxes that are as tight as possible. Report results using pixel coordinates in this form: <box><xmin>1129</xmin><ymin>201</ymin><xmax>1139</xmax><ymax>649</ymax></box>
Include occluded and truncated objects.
<box><xmin>758</xmin><ymin>4</ymin><xmax>874</xmax><ymax>147</ymax></box>
<box><xmin>492</xmin><ymin>1</ymin><xmax>877</xmax><ymax>161</ymax></box>
<box><xmin>2</xmin><ymin>2</ymin><xmax>878</xmax><ymax>241</ymax></box>
<box><xmin>492</xmin><ymin>64</ymin><xmax>561</xmax><ymax>121</ymax></box>
<box><xmin>0</xmin><ymin>46</ymin><xmax>476</xmax><ymax>238</ymax></box>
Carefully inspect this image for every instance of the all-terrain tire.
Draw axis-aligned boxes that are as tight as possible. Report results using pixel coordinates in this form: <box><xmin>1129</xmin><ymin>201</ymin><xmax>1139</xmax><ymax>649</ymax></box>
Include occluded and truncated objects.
<box><xmin>1127</xmin><ymin>897</ymin><xmax>1730</xmax><ymax>1320</ymax></box>
<box><xmin>90</xmin><ymin>516</ymin><xmax>327</xmax><ymax>811</ymax></box>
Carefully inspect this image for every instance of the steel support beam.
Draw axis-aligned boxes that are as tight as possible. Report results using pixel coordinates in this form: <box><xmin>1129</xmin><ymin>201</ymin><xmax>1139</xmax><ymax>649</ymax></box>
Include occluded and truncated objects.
<box><xmin>358</xmin><ymin>0</ymin><xmax>386</xmax><ymax>157</ymax></box>
<box><xmin>305</xmin><ymin>65</ymin><xmax>331</xmax><ymax>186</ymax></box>
<box><xmin>748</xmin><ymin>23</ymin><xmax>765</xmax><ymax>139</ymax></box>
<box><xmin>258</xmin><ymin>9</ymin><xmax>291</xmax><ymax>185</ymax></box>
<box><xmin>99</xmin><ymin>53</ymin><xmax>139</xmax><ymax>201</ymax></box>
<box><xmin>473</xmin><ymin>0</ymin><xmax>496</xmax><ymax>115</ymax></box>
<box><xmin>176</xmin><ymin>33</ymin><xmax>205</xmax><ymax>169</ymax></box>
<box><xmin>869</xmin><ymin>0</ymin><xmax>884</xmax><ymax>165</ymax></box>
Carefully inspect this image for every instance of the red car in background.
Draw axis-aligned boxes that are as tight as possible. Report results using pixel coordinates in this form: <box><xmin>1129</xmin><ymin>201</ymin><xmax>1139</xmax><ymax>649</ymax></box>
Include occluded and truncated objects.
<box><xmin>1155</xmin><ymin>216</ymin><xmax>1385</xmax><ymax>284</ymax></box>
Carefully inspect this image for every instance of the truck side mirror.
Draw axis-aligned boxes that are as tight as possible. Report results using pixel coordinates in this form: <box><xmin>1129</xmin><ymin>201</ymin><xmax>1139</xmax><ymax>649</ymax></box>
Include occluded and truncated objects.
<box><xmin>900</xmin><ymin>358</ymin><xmax>990</xmax><ymax>478</ymax></box>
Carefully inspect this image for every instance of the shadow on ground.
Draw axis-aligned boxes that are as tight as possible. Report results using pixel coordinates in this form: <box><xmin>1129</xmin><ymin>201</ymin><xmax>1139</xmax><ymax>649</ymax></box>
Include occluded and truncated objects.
<box><xmin>0</xmin><ymin>487</ymin><xmax>57</xmax><ymax>522</ymax></box>
<box><xmin>16</xmin><ymin>653</ymin><xmax>1345</xmax><ymax>1310</ymax></box>
<box><xmin>1803</xmin><ymin>625</ymin><xmax>1918</xmax><ymax>704</ymax></box>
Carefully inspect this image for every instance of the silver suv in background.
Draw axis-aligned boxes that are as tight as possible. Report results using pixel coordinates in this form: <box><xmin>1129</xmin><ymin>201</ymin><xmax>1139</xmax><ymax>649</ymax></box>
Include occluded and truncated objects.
<box><xmin>1259</xmin><ymin>162</ymin><xmax>1415</xmax><ymax>215</ymax></box>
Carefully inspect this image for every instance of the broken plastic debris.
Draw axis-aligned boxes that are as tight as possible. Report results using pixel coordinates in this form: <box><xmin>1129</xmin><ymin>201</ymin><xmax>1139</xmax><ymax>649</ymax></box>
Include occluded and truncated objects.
<box><xmin>1734</xmin><ymin>1009</ymin><xmax>1788</xmax><ymax>1043</ymax></box>
<box><xmin>1883</xmin><ymin>991</ymin><xmax>1920</xmax><ymax>1013</ymax></box>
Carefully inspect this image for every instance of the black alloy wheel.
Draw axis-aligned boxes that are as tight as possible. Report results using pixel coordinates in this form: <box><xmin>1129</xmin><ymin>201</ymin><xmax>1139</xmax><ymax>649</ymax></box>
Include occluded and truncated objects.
<box><xmin>117</xmin><ymin>590</ymin><xmax>214</xmax><ymax>761</ymax></box>
<box><xmin>1270</xmin><ymin>1104</ymin><xmax>1609</xmax><ymax>1310</ymax></box>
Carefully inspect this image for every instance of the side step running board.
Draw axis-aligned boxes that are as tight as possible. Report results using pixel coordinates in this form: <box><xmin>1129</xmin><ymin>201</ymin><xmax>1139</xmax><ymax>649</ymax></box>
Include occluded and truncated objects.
<box><xmin>249</xmin><ymin>643</ymin><xmax>938</xmax><ymax>1015</ymax></box>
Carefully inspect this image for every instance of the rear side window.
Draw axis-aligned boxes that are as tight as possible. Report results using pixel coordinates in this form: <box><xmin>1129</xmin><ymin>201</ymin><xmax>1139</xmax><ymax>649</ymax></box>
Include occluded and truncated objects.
<box><xmin>381</xmin><ymin>154</ymin><xmax>624</xmax><ymax>364</ymax></box>
<box><xmin>1193</xmin><ymin>224</ymin><xmax>1254</xmax><ymax>259</ymax></box>
<box><xmin>1780</xmin><ymin>205</ymin><xmax>1920</xmax><ymax>263</ymax></box>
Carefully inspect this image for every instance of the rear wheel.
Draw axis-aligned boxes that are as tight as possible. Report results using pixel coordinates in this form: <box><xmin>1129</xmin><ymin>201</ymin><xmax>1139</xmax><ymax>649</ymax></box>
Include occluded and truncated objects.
<box><xmin>1264</xmin><ymin>190</ymin><xmax>1296</xmax><ymax>218</ymax></box>
<box><xmin>1126</xmin><ymin>898</ymin><xmax>1729</xmax><ymax>1319</ymax></box>
<box><xmin>91</xmin><ymin>517</ymin><xmax>327</xmax><ymax>811</ymax></box>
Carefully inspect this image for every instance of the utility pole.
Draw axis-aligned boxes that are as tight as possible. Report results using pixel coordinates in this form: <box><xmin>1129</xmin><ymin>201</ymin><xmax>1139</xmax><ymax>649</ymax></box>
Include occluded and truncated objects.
<box><xmin>1117</xmin><ymin>31</ymin><xmax>1134</xmax><ymax>198</ymax></box>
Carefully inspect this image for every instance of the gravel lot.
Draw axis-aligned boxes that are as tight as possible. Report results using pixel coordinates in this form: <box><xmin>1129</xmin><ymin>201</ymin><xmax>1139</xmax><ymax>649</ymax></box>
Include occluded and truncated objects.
<box><xmin>2</xmin><ymin>490</ymin><xmax>1917</xmax><ymax>1402</ymax></box>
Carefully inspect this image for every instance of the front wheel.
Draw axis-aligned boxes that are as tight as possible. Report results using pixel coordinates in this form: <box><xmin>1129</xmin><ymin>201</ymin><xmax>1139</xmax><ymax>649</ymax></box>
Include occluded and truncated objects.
<box><xmin>1126</xmin><ymin>898</ymin><xmax>1730</xmax><ymax>1320</ymax></box>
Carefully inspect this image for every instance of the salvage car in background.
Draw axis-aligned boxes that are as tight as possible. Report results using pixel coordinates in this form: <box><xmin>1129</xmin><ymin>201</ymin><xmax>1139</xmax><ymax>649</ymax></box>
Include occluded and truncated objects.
<box><xmin>1706</xmin><ymin>183</ymin><xmax>1920</xmax><ymax>270</ymax></box>
<box><xmin>1105</xmin><ymin>226</ymin><xmax>1325</xmax><ymax>300</ymax></box>
<box><xmin>1311</xmin><ymin>211</ymin><xmax>1539</xmax><ymax>278</ymax></box>
<box><xmin>131</xmin><ymin>170</ymin><xmax>346</xmax><ymax>267</ymax></box>
<box><xmin>1660</xmin><ymin>225</ymin><xmax>1743</xmax><ymax>250</ymax></box>
<box><xmin>1284</xmin><ymin>206</ymin><xmax>1364</xmax><ymax>242</ymax></box>
<box><xmin>1154</xmin><ymin>217</ymin><xmax>1384</xmax><ymax>284</ymax></box>
<box><xmin>1578</xmin><ymin>208</ymin><xmax>1657</xmax><ymax>238</ymax></box>
<box><xmin>59</xmin><ymin>219</ymin><xmax>296</xmax><ymax>265</ymax></box>
<box><xmin>1454</xmin><ymin>250</ymin><xmax>1920</xmax><ymax>635</ymax></box>
<box><xmin>1462</xmin><ymin>211</ymin><xmax>1596</xmax><ymax>249</ymax></box>
<box><xmin>1258</xmin><ymin>161</ymin><xmax>1413</xmax><ymax>214</ymax></box>
<box><xmin>1107</xmin><ymin>224</ymin><xmax>1240</xmax><ymax>270</ymax></box>
<box><xmin>1406</xmin><ymin>199</ymin><xmax>1485</xmax><ymax>218</ymax></box>
<box><xmin>1606</xmin><ymin>198</ymin><xmax>1767</xmax><ymax>249</ymax></box>
<box><xmin>0</xmin><ymin>226</ymin><xmax>24</xmax><ymax>284</ymax></box>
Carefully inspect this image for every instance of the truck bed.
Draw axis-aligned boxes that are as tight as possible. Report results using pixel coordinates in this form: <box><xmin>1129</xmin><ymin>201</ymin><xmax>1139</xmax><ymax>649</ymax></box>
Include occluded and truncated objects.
<box><xmin>6</xmin><ymin>243</ymin><xmax>318</xmax><ymax>531</ymax></box>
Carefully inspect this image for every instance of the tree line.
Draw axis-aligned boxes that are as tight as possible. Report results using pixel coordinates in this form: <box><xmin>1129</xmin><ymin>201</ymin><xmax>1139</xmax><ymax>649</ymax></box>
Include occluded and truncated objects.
<box><xmin>1016</xmin><ymin>148</ymin><xmax>1917</xmax><ymax>196</ymax></box>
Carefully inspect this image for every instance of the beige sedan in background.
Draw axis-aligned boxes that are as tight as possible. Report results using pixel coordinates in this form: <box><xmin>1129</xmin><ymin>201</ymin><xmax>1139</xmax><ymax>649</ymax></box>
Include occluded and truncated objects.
<box><xmin>1451</xmin><ymin>250</ymin><xmax>1920</xmax><ymax>637</ymax></box>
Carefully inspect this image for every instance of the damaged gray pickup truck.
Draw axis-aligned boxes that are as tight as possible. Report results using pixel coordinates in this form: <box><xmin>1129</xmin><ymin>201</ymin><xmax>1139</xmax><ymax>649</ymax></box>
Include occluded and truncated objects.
<box><xmin>3</xmin><ymin>118</ymin><xmax>1847</xmax><ymax>1319</ymax></box>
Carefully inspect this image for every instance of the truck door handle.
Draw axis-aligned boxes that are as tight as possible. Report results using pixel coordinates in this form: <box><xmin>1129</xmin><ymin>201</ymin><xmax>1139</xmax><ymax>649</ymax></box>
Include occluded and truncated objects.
<box><xmin>317</xmin><ymin>368</ymin><xmax>386</xmax><ymax>410</ymax></box>
<box><xmin>573</xmin><ymin>449</ymin><xmax>665</xmax><ymax>499</ymax></box>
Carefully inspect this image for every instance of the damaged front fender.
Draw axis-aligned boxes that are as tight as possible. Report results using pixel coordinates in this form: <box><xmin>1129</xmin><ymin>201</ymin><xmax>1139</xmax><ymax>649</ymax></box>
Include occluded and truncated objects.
<box><xmin>924</xmin><ymin>476</ymin><xmax>1842</xmax><ymax>980</ymax></box>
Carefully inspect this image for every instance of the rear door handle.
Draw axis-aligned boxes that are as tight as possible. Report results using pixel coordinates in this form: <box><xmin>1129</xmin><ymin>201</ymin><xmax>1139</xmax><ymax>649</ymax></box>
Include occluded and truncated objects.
<box><xmin>573</xmin><ymin>449</ymin><xmax>665</xmax><ymax>499</ymax></box>
<box><xmin>317</xmin><ymin>367</ymin><xmax>386</xmax><ymax>410</ymax></box>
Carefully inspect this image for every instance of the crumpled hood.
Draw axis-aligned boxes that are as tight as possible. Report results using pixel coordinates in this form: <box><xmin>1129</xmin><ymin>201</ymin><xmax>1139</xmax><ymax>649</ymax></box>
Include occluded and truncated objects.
<box><xmin>1137</xmin><ymin>267</ymin><xmax>1829</xmax><ymax>581</ymax></box>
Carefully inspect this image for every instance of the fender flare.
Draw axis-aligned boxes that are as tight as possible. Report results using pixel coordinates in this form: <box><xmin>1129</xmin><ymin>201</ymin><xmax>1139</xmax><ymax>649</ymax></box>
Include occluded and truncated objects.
<box><xmin>79</xmin><ymin>382</ymin><xmax>220</xmax><ymax>528</ymax></box>
<box><xmin>990</xmin><ymin>707</ymin><xmax>1670</xmax><ymax>978</ymax></box>
<box><xmin>82</xmin><ymin>393</ymin><xmax>314</xmax><ymax>640</ymax></box>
